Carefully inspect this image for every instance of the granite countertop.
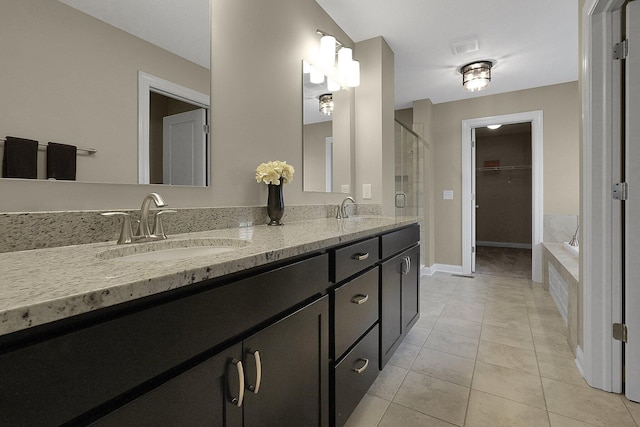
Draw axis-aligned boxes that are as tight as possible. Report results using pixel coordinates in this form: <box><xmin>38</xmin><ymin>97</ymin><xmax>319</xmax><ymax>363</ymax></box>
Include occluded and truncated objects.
<box><xmin>0</xmin><ymin>216</ymin><xmax>418</xmax><ymax>337</ymax></box>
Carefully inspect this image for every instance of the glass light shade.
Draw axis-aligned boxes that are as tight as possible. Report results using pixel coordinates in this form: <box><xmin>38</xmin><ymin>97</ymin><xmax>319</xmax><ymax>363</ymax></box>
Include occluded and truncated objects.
<box><xmin>461</xmin><ymin>61</ymin><xmax>492</xmax><ymax>92</ymax></box>
<box><xmin>346</xmin><ymin>60</ymin><xmax>360</xmax><ymax>88</ymax></box>
<box><xmin>320</xmin><ymin>35</ymin><xmax>336</xmax><ymax>67</ymax></box>
<box><xmin>487</xmin><ymin>124</ymin><xmax>502</xmax><ymax>130</ymax></box>
<box><xmin>309</xmin><ymin>65</ymin><xmax>324</xmax><ymax>84</ymax></box>
<box><xmin>338</xmin><ymin>47</ymin><xmax>352</xmax><ymax>81</ymax></box>
<box><xmin>327</xmin><ymin>78</ymin><xmax>340</xmax><ymax>92</ymax></box>
<box><xmin>319</xmin><ymin>93</ymin><xmax>334</xmax><ymax>116</ymax></box>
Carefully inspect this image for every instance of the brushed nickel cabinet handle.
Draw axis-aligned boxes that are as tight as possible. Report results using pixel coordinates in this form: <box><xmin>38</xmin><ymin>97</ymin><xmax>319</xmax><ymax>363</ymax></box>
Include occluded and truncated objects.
<box><xmin>247</xmin><ymin>350</ymin><xmax>262</xmax><ymax>394</ymax></box>
<box><xmin>401</xmin><ymin>257</ymin><xmax>410</xmax><ymax>275</ymax></box>
<box><xmin>351</xmin><ymin>294</ymin><xmax>369</xmax><ymax>305</ymax></box>
<box><xmin>352</xmin><ymin>358</ymin><xmax>369</xmax><ymax>374</ymax></box>
<box><xmin>228</xmin><ymin>358</ymin><xmax>245</xmax><ymax>407</ymax></box>
<box><xmin>352</xmin><ymin>253</ymin><xmax>370</xmax><ymax>261</ymax></box>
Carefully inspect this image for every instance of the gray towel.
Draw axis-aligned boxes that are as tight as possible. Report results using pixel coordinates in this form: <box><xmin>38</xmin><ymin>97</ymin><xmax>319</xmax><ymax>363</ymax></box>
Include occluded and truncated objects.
<box><xmin>2</xmin><ymin>136</ymin><xmax>38</xmax><ymax>179</ymax></box>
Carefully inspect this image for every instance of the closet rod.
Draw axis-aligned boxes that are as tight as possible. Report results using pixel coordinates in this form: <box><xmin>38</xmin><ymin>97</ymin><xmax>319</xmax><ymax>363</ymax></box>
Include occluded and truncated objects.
<box><xmin>0</xmin><ymin>138</ymin><xmax>97</xmax><ymax>155</ymax></box>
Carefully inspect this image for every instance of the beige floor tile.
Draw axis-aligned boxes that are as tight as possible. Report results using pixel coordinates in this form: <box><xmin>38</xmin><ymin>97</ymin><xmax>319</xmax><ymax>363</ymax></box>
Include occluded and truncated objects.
<box><xmin>423</xmin><ymin>281</ymin><xmax>458</xmax><ymax>295</ymax></box>
<box><xmin>477</xmin><ymin>340</ymin><xmax>539</xmax><ymax>375</ymax></box>
<box><xmin>368</xmin><ymin>364</ymin><xmax>408</xmax><ymax>401</ymax></box>
<box><xmin>421</xmin><ymin>291</ymin><xmax>451</xmax><ymax>305</ymax></box>
<box><xmin>465</xmin><ymin>389</ymin><xmax>550</xmax><ymax>427</ymax></box>
<box><xmin>393</xmin><ymin>371</ymin><xmax>469</xmax><ymax>426</ymax></box>
<box><xmin>433</xmin><ymin>316</ymin><xmax>482</xmax><ymax>339</ymax></box>
<box><xmin>548</xmin><ymin>413</ymin><xmax>599</xmax><ymax>426</ymax></box>
<box><xmin>529</xmin><ymin>315</ymin><xmax>569</xmax><ymax>337</ymax></box>
<box><xmin>343</xmin><ymin>393</ymin><xmax>391</xmax><ymax>427</ymax></box>
<box><xmin>415</xmin><ymin>313</ymin><xmax>439</xmax><ymax>329</ymax></box>
<box><xmin>533</xmin><ymin>333</ymin><xmax>575</xmax><ymax>359</ymax></box>
<box><xmin>480</xmin><ymin>323</ymin><xmax>534</xmax><ymax>350</ymax></box>
<box><xmin>441</xmin><ymin>303</ymin><xmax>484</xmax><ymax>323</ymax></box>
<box><xmin>447</xmin><ymin>293</ymin><xmax>487</xmax><ymax>305</ymax></box>
<box><xmin>537</xmin><ymin>353</ymin><xmax>589</xmax><ymax>388</ymax></box>
<box><xmin>542</xmin><ymin>378</ymin><xmax>637</xmax><ymax>426</ymax></box>
<box><xmin>388</xmin><ymin>342</ymin><xmax>421</xmax><ymax>369</ymax></box>
<box><xmin>451</xmin><ymin>286</ymin><xmax>488</xmax><ymax>298</ymax></box>
<box><xmin>482</xmin><ymin>311</ymin><xmax>532</xmax><ymax>333</ymax></box>
<box><xmin>486</xmin><ymin>293</ymin><xmax>527</xmax><ymax>306</ymax></box>
<box><xmin>403</xmin><ymin>326</ymin><xmax>432</xmax><ymax>347</ymax></box>
<box><xmin>472</xmin><ymin>361</ymin><xmax>546</xmax><ymax>409</ymax></box>
<box><xmin>423</xmin><ymin>330</ymin><xmax>479</xmax><ymax>359</ymax></box>
<box><xmin>411</xmin><ymin>348</ymin><xmax>475</xmax><ymax>387</ymax></box>
<box><xmin>421</xmin><ymin>301</ymin><xmax>446</xmax><ymax>316</ymax></box>
<box><xmin>623</xmin><ymin>396</ymin><xmax>640</xmax><ymax>425</ymax></box>
<box><xmin>378</xmin><ymin>403</ymin><xmax>457</xmax><ymax>427</ymax></box>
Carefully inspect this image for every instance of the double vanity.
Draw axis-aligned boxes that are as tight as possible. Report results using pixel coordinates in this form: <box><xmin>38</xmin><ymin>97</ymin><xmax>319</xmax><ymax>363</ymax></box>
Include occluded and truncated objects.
<box><xmin>0</xmin><ymin>214</ymin><xmax>419</xmax><ymax>426</ymax></box>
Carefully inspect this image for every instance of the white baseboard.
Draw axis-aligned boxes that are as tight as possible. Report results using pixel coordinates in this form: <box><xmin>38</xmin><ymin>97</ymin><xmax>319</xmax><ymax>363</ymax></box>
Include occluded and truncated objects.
<box><xmin>477</xmin><ymin>241</ymin><xmax>533</xmax><ymax>249</ymax></box>
<box><xmin>575</xmin><ymin>346</ymin><xmax>585</xmax><ymax>378</ymax></box>
<box><xmin>422</xmin><ymin>264</ymin><xmax>463</xmax><ymax>276</ymax></box>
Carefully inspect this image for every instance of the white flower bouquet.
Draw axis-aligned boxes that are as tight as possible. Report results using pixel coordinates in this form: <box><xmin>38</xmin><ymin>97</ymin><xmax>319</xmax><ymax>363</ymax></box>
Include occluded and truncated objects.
<box><xmin>255</xmin><ymin>160</ymin><xmax>295</xmax><ymax>185</ymax></box>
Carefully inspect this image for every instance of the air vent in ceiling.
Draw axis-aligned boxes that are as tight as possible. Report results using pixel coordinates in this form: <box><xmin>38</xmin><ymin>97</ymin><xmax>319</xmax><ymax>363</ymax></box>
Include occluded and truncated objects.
<box><xmin>450</xmin><ymin>38</ymin><xmax>480</xmax><ymax>56</ymax></box>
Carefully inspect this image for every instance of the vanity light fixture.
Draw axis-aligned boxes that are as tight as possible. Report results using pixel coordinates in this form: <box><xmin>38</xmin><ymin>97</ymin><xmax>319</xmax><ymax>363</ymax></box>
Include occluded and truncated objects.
<box><xmin>316</xmin><ymin>30</ymin><xmax>360</xmax><ymax>88</ymax></box>
<box><xmin>487</xmin><ymin>124</ymin><xmax>502</xmax><ymax>130</ymax></box>
<box><xmin>319</xmin><ymin>93</ymin><xmax>334</xmax><ymax>116</ymax></box>
<box><xmin>460</xmin><ymin>60</ymin><xmax>493</xmax><ymax>92</ymax></box>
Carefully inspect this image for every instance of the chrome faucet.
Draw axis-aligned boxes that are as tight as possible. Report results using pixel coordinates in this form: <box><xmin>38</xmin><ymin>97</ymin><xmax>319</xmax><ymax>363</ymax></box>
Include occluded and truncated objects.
<box><xmin>336</xmin><ymin>197</ymin><xmax>356</xmax><ymax>219</ymax></box>
<box><xmin>102</xmin><ymin>193</ymin><xmax>175</xmax><ymax>244</ymax></box>
<box><xmin>139</xmin><ymin>192</ymin><xmax>168</xmax><ymax>238</ymax></box>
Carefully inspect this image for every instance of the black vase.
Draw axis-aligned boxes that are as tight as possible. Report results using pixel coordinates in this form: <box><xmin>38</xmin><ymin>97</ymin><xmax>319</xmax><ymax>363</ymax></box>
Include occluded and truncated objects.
<box><xmin>267</xmin><ymin>183</ymin><xmax>284</xmax><ymax>225</ymax></box>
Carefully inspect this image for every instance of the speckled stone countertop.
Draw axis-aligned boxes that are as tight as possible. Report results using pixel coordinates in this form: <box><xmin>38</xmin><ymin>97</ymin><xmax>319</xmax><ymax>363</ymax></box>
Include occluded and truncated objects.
<box><xmin>0</xmin><ymin>216</ymin><xmax>418</xmax><ymax>337</ymax></box>
<box><xmin>542</xmin><ymin>242</ymin><xmax>579</xmax><ymax>281</ymax></box>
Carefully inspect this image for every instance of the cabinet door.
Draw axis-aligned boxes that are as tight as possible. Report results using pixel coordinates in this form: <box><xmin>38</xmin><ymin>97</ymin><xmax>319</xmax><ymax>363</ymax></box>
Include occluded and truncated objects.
<box><xmin>92</xmin><ymin>343</ymin><xmax>243</xmax><ymax>427</ymax></box>
<box><xmin>243</xmin><ymin>296</ymin><xmax>329</xmax><ymax>427</ymax></box>
<box><xmin>380</xmin><ymin>245</ymin><xmax>420</xmax><ymax>369</ymax></box>
<box><xmin>380</xmin><ymin>254</ymin><xmax>403</xmax><ymax>368</ymax></box>
<box><xmin>402</xmin><ymin>245</ymin><xmax>420</xmax><ymax>332</ymax></box>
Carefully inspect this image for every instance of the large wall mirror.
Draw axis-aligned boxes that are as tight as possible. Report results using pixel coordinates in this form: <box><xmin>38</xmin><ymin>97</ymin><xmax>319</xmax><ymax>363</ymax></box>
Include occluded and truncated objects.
<box><xmin>0</xmin><ymin>0</ymin><xmax>210</xmax><ymax>186</ymax></box>
<box><xmin>302</xmin><ymin>61</ymin><xmax>353</xmax><ymax>193</ymax></box>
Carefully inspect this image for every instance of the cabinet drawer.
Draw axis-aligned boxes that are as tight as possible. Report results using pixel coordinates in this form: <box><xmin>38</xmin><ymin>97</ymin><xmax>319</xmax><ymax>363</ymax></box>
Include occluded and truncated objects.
<box><xmin>333</xmin><ymin>237</ymin><xmax>380</xmax><ymax>283</ymax></box>
<box><xmin>334</xmin><ymin>267</ymin><xmax>379</xmax><ymax>358</ymax></box>
<box><xmin>381</xmin><ymin>224</ymin><xmax>419</xmax><ymax>259</ymax></box>
<box><xmin>334</xmin><ymin>324</ymin><xmax>379</xmax><ymax>427</ymax></box>
<box><xmin>0</xmin><ymin>254</ymin><xmax>329</xmax><ymax>426</ymax></box>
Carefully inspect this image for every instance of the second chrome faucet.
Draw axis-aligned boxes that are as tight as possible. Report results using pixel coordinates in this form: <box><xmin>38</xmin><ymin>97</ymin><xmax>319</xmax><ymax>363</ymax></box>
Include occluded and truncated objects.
<box><xmin>336</xmin><ymin>197</ymin><xmax>356</xmax><ymax>219</ymax></box>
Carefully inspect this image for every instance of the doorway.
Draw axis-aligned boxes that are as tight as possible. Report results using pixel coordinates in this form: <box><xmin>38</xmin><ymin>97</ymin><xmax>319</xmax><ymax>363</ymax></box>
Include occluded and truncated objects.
<box><xmin>462</xmin><ymin>110</ymin><xmax>543</xmax><ymax>283</ymax></box>
<box><xmin>474</xmin><ymin>123</ymin><xmax>533</xmax><ymax>279</ymax></box>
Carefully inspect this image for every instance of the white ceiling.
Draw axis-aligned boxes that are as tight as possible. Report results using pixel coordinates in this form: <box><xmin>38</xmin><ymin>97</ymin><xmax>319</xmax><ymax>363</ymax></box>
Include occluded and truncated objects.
<box><xmin>315</xmin><ymin>0</ymin><xmax>579</xmax><ymax>107</ymax></box>
<box><xmin>58</xmin><ymin>0</ymin><xmax>210</xmax><ymax>69</ymax></box>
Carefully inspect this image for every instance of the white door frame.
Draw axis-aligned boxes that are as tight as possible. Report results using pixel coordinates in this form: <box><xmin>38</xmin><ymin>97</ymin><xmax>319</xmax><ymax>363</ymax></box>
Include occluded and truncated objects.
<box><xmin>462</xmin><ymin>111</ymin><xmax>544</xmax><ymax>283</ymax></box>
<box><xmin>580</xmin><ymin>0</ymin><xmax>625</xmax><ymax>393</ymax></box>
<box><xmin>138</xmin><ymin>71</ymin><xmax>210</xmax><ymax>184</ymax></box>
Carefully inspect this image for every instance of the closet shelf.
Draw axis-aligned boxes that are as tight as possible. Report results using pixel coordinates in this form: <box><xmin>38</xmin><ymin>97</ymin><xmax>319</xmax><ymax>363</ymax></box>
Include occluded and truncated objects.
<box><xmin>476</xmin><ymin>165</ymin><xmax>531</xmax><ymax>172</ymax></box>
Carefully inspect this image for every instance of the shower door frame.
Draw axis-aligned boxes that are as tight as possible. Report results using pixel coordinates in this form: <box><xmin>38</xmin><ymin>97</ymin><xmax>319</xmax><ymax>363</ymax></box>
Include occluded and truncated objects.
<box><xmin>461</xmin><ymin>110</ymin><xmax>544</xmax><ymax>283</ymax></box>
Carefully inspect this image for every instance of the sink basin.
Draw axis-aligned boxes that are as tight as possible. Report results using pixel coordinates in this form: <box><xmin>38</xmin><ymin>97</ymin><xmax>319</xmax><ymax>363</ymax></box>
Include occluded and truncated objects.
<box><xmin>97</xmin><ymin>238</ymin><xmax>250</xmax><ymax>262</ymax></box>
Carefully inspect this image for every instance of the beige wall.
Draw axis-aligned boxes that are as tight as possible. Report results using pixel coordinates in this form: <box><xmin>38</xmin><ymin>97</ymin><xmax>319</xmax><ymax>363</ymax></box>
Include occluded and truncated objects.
<box><xmin>0</xmin><ymin>0</ymin><xmax>208</xmax><ymax>184</ymax></box>
<box><xmin>0</xmin><ymin>0</ymin><xmax>374</xmax><ymax>212</ymax></box>
<box><xmin>415</xmin><ymin>81</ymin><xmax>579</xmax><ymax>266</ymax></box>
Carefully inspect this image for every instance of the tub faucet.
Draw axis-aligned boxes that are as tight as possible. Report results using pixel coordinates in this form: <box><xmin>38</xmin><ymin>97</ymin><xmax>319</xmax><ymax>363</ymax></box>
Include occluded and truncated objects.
<box><xmin>336</xmin><ymin>197</ymin><xmax>356</xmax><ymax>219</ymax></box>
<box><xmin>139</xmin><ymin>192</ymin><xmax>168</xmax><ymax>238</ymax></box>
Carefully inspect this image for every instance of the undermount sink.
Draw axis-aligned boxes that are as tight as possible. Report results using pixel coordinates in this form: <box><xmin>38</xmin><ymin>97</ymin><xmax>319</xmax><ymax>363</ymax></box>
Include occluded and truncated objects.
<box><xmin>97</xmin><ymin>238</ymin><xmax>250</xmax><ymax>262</ymax></box>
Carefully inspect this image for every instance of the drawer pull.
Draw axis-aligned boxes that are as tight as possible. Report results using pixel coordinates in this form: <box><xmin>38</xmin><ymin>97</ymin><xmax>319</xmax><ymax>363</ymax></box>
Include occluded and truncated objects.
<box><xmin>351</xmin><ymin>294</ymin><xmax>369</xmax><ymax>305</ymax></box>
<box><xmin>352</xmin><ymin>358</ymin><xmax>369</xmax><ymax>374</ymax></box>
<box><xmin>228</xmin><ymin>358</ymin><xmax>245</xmax><ymax>407</ymax></box>
<box><xmin>352</xmin><ymin>253</ymin><xmax>370</xmax><ymax>261</ymax></box>
<box><xmin>246</xmin><ymin>350</ymin><xmax>262</xmax><ymax>394</ymax></box>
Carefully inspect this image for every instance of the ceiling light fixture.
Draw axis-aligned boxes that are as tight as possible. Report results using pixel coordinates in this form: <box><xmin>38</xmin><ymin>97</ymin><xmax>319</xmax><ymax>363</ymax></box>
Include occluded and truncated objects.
<box><xmin>319</xmin><ymin>93</ymin><xmax>333</xmax><ymax>116</ymax></box>
<box><xmin>487</xmin><ymin>124</ymin><xmax>502</xmax><ymax>130</ymax></box>
<box><xmin>460</xmin><ymin>60</ymin><xmax>493</xmax><ymax>92</ymax></box>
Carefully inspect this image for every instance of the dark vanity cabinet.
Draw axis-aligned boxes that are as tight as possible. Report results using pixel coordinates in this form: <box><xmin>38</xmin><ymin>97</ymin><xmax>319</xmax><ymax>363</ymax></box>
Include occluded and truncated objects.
<box><xmin>380</xmin><ymin>226</ymin><xmax>421</xmax><ymax>368</ymax></box>
<box><xmin>0</xmin><ymin>223</ymin><xmax>419</xmax><ymax>426</ymax></box>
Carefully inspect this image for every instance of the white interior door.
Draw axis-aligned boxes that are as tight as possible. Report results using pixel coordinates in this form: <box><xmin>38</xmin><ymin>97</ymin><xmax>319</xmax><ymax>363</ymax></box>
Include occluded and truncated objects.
<box><xmin>163</xmin><ymin>109</ymin><xmax>207</xmax><ymax>186</ymax></box>
<box><xmin>471</xmin><ymin>128</ymin><xmax>477</xmax><ymax>272</ymax></box>
<box><xmin>625</xmin><ymin>0</ymin><xmax>640</xmax><ymax>402</ymax></box>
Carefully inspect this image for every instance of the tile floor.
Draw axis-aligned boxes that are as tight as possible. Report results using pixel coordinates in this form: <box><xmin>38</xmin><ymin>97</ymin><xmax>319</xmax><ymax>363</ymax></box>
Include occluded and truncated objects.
<box><xmin>344</xmin><ymin>272</ymin><xmax>640</xmax><ymax>427</ymax></box>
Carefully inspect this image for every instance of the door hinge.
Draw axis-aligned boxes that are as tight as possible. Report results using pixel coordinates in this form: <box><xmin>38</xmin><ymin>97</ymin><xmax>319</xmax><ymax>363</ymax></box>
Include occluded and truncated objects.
<box><xmin>613</xmin><ymin>182</ymin><xmax>629</xmax><ymax>200</ymax></box>
<box><xmin>203</xmin><ymin>124</ymin><xmax>210</xmax><ymax>134</ymax></box>
<box><xmin>614</xmin><ymin>39</ymin><xmax>628</xmax><ymax>60</ymax></box>
<box><xmin>472</xmin><ymin>246</ymin><xmax>476</xmax><ymax>253</ymax></box>
<box><xmin>613</xmin><ymin>323</ymin><xmax>628</xmax><ymax>342</ymax></box>
<box><xmin>471</xmin><ymin>140</ymin><xmax>476</xmax><ymax>148</ymax></box>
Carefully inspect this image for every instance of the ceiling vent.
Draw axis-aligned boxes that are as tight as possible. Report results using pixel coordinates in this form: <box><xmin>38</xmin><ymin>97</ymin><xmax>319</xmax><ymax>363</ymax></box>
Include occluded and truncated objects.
<box><xmin>450</xmin><ymin>38</ymin><xmax>480</xmax><ymax>56</ymax></box>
